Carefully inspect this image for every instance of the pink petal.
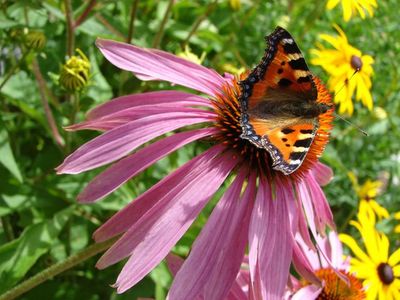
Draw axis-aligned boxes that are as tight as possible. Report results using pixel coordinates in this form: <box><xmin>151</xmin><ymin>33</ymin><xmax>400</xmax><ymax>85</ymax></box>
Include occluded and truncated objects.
<box><xmin>311</xmin><ymin>162</ymin><xmax>333</xmax><ymax>186</ymax></box>
<box><xmin>166</xmin><ymin>254</ymin><xmax>184</xmax><ymax>277</ymax></box>
<box><xmin>296</xmin><ymin>233</ymin><xmax>321</xmax><ymax>271</ymax></box>
<box><xmin>56</xmin><ymin>112</ymin><xmax>214</xmax><ymax>174</ymax></box>
<box><xmin>307</xmin><ymin>175</ymin><xmax>335</xmax><ymax>231</ymax></box>
<box><xmin>87</xmin><ymin>90</ymin><xmax>213</xmax><ymax>120</ymax></box>
<box><xmin>93</xmin><ymin>145</ymin><xmax>225</xmax><ymax>243</ymax></box>
<box><xmin>96</xmin><ymin>150</ymin><xmax>239</xmax><ymax>293</ymax></box>
<box><xmin>96</xmin><ymin>39</ymin><xmax>225</xmax><ymax>97</ymax></box>
<box><xmin>68</xmin><ymin>107</ymin><xmax>216</xmax><ymax>132</ymax></box>
<box><xmin>227</xmin><ymin>269</ymin><xmax>250</xmax><ymax>300</ymax></box>
<box><xmin>327</xmin><ymin>231</ymin><xmax>345</xmax><ymax>269</ymax></box>
<box><xmin>291</xmin><ymin>285</ymin><xmax>322</xmax><ymax>300</ymax></box>
<box><xmin>248</xmin><ymin>176</ymin><xmax>293</xmax><ymax>300</ymax></box>
<box><xmin>168</xmin><ymin>169</ymin><xmax>256</xmax><ymax>300</ymax></box>
<box><xmin>292</xmin><ymin>242</ymin><xmax>321</xmax><ymax>286</ymax></box>
<box><xmin>78</xmin><ymin>128</ymin><xmax>217</xmax><ymax>202</ymax></box>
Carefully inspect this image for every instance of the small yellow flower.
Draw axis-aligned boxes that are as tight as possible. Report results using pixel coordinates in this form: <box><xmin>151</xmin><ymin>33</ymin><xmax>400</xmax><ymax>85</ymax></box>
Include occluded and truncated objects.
<box><xmin>59</xmin><ymin>49</ymin><xmax>91</xmax><ymax>92</ymax></box>
<box><xmin>220</xmin><ymin>63</ymin><xmax>245</xmax><ymax>76</ymax></box>
<box><xmin>229</xmin><ymin>0</ymin><xmax>241</xmax><ymax>11</ymax></box>
<box><xmin>395</xmin><ymin>212</ymin><xmax>400</xmax><ymax>234</ymax></box>
<box><xmin>348</xmin><ymin>172</ymin><xmax>389</xmax><ymax>220</ymax></box>
<box><xmin>176</xmin><ymin>46</ymin><xmax>206</xmax><ymax>65</ymax></box>
<box><xmin>340</xmin><ymin>208</ymin><xmax>400</xmax><ymax>300</ymax></box>
<box><xmin>311</xmin><ymin>25</ymin><xmax>374</xmax><ymax>115</ymax></box>
<box><xmin>326</xmin><ymin>0</ymin><xmax>378</xmax><ymax>22</ymax></box>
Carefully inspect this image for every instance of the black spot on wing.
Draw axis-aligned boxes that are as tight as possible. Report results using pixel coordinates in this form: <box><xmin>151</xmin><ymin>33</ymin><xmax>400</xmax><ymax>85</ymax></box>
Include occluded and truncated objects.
<box><xmin>278</xmin><ymin>78</ymin><xmax>292</xmax><ymax>87</ymax></box>
<box><xmin>283</xmin><ymin>42</ymin><xmax>301</xmax><ymax>54</ymax></box>
<box><xmin>297</xmin><ymin>76</ymin><xmax>311</xmax><ymax>84</ymax></box>
<box><xmin>300</xmin><ymin>129</ymin><xmax>313</xmax><ymax>134</ymax></box>
<box><xmin>281</xmin><ymin>128</ymin><xmax>295</xmax><ymax>134</ymax></box>
<box><xmin>289</xmin><ymin>58</ymin><xmax>308</xmax><ymax>71</ymax></box>
<box><xmin>282</xmin><ymin>137</ymin><xmax>288</xmax><ymax>142</ymax></box>
<box><xmin>294</xmin><ymin>138</ymin><xmax>313</xmax><ymax>148</ymax></box>
<box><xmin>277</xmin><ymin>68</ymin><xmax>284</xmax><ymax>74</ymax></box>
<box><xmin>290</xmin><ymin>151</ymin><xmax>306</xmax><ymax>161</ymax></box>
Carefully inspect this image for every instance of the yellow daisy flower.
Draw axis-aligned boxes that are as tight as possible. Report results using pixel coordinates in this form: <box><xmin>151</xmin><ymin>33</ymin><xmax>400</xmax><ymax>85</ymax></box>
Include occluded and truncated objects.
<box><xmin>340</xmin><ymin>206</ymin><xmax>400</xmax><ymax>300</ymax></box>
<box><xmin>326</xmin><ymin>0</ymin><xmax>378</xmax><ymax>22</ymax></box>
<box><xmin>348</xmin><ymin>172</ymin><xmax>389</xmax><ymax>220</ymax></box>
<box><xmin>395</xmin><ymin>212</ymin><xmax>400</xmax><ymax>234</ymax></box>
<box><xmin>311</xmin><ymin>25</ymin><xmax>374</xmax><ymax>115</ymax></box>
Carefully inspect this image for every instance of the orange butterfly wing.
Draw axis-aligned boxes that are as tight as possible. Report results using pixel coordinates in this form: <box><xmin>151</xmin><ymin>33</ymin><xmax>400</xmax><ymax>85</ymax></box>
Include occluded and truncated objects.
<box><xmin>239</xmin><ymin>27</ymin><xmax>319</xmax><ymax>175</ymax></box>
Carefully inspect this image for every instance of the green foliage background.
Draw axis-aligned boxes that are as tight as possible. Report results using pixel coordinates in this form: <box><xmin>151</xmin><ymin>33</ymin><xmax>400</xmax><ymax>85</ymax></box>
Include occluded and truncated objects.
<box><xmin>0</xmin><ymin>0</ymin><xmax>399</xmax><ymax>299</ymax></box>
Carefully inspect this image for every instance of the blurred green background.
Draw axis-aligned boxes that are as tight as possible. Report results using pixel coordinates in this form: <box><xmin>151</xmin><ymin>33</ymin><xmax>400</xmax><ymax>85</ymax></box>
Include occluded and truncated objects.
<box><xmin>0</xmin><ymin>0</ymin><xmax>399</xmax><ymax>299</ymax></box>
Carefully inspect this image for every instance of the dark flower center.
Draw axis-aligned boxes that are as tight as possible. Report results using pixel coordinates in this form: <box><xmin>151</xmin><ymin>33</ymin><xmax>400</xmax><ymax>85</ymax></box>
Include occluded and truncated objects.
<box><xmin>377</xmin><ymin>263</ymin><xmax>394</xmax><ymax>285</ymax></box>
<box><xmin>350</xmin><ymin>55</ymin><xmax>363</xmax><ymax>71</ymax></box>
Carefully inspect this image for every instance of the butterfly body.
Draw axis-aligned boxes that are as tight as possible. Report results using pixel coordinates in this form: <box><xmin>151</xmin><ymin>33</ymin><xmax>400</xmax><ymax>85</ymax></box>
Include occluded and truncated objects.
<box><xmin>239</xmin><ymin>27</ymin><xmax>332</xmax><ymax>175</ymax></box>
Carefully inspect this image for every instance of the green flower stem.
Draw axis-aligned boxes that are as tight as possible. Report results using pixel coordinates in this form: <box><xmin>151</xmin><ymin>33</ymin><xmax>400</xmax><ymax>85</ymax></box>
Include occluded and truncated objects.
<box><xmin>74</xmin><ymin>0</ymin><xmax>97</xmax><ymax>28</ymax></box>
<box><xmin>32</xmin><ymin>58</ymin><xmax>65</xmax><ymax>148</ymax></box>
<box><xmin>0</xmin><ymin>216</ymin><xmax>15</xmax><ymax>241</ymax></box>
<box><xmin>183</xmin><ymin>0</ymin><xmax>218</xmax><ymax>46</ymax></box>
<box><xmin>95</xmin><ymin>13</ymin><xmax>126</xmax><ymax>40</ymax></box>
<box><xmin>126</xmin><ymin>0</ymin><xmax>140</xmax><ymax>43</ymax></box>
<box><xmin>152</xmin><ymin>0</ymin><xmax>175</xmax><ymax>48</ymax></box>
<box><xmin>0</xmin><ymin>238</ymin><xmax>117</xmax><ymax>300</ymax></box>
<box><xmin>64</xmin><ymin>0</ymin><xmax>75</xmax><ymax>56</ymax></box>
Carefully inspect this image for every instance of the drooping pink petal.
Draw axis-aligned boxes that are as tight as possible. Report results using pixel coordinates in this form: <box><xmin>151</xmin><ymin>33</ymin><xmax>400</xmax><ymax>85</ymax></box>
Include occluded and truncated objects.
<box><xmin>87</xmin><ymin>90</ymin><xmax>213</xmax><ymax>120</ymax></box>
<box><xmin>96</xmin><ymin>39</ymin><xmax>225</xmax><ymax>97</ymax></box>
<box><xmin>248</xmin><ymin>176</ymin><xmax>293</xmax><ymax>300</ymax></box>
<box><xmin>68</xmin><ymin>106</ymin><xmax>215</xmax><ymax>132</ymax></box>
<box><xmin>291</xmin><ymin>285</ymin><xmax>322</xmax><ymax>300</ymax></box>
<box><xmin>168</xmin><ymin>169</ymin><xmax>256</xmax><ymax>300</ymax></box>
<box><xmin>296</xmin><ymin>179</ymin><xmax>319</xmax><ymax>237</ymax></box>
<box><xmin>93</xmin><ymin>145</ymin><xmax>225</xmax><ymax>243</ymax></box>
<box><xmin>292</xmin><ymin>242</ymin><xmax>320</xmax><ymax>286</ymax></box>
<box><xmin>307</xmin><ymin>175</ymin><xmax>335</xmax><ymax>230</ymax></box>
<box><xmin>56</xmin><ymin>112</ymin><xmax>214</xmax><ymax>174</ymax></box>
<box><xmin>295</xmin><ymin>233</ymin><xmax>321</xmax><ymax>271</ymax></box>
<box><xmin>96</xmin><ymin>151</ymin><xmax>239</xmax><ymax>293</ymax></box>
<box><xmin>227</xmin><ymin>270</ymin><xmax>250</xmax><ymax>300</ymax></box>
<box><xmin>78</xmin><ymin>128</ymin><xmax>218</xmax><ymax>202</ymax></box>
<box><xmin>311</xmin><ymin>162</ymin><xmax>333</xmax><ymax>186</ymax></box>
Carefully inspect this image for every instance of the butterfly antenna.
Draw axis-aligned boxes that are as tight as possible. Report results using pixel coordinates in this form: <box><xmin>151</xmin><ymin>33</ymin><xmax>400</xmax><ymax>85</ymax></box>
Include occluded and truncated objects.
<box><xmin>332</xmin><ymin>69</ymin><xmax>368</xmax><ymax>136</ymax></box>
<box><xmin>333</xmin><ymin>113</ymin><xmax>368</xmax><ymax>136</ymax></box>
<box><xmin>333</xmin><ymin>70</ymin><xmax>358</xmax><ymax>97</ymax></box>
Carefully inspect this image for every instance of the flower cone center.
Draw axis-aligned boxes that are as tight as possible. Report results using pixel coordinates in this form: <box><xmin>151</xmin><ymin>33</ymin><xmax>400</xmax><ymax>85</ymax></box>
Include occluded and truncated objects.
<box><xmin>377</xmin><ymin>263</ymin><xmax>394</xmax><ymax>285</ymax></box>
<box><xmin>315</xmin><ymin>268</ymin><xmax>365</xmax><ymax>300</ymax></box>
<box><xmin>350</xmin><ymin>55</ymin><xmax>363</xmax><ymax>71</ymax></box>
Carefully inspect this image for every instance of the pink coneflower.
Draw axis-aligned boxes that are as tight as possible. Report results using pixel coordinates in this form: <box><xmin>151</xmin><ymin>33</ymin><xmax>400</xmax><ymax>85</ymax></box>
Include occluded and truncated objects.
<box><xmin>288</xmin><ymin>232</ymin><xmax>365</xmax><ymax>300</ymax></box>
<box><xmin>57</xmin><ymin>37</ymin><xmax>335</xmax><ymax>299</ymax></box>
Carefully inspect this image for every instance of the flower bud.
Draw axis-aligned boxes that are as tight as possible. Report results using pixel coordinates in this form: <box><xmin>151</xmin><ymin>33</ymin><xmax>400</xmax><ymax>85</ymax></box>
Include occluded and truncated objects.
<box><xmin>59</xmin><ymin>49</ymin><xmax>91</xmax><ymax>92</ymax></box>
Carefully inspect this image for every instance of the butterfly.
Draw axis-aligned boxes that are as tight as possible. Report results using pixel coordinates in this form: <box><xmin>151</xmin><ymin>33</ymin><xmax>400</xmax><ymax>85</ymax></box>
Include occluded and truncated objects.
<box><xmin>239</xmin><ymin>27</ymin><xmax>331</xmax><ymax>175</ymax></box>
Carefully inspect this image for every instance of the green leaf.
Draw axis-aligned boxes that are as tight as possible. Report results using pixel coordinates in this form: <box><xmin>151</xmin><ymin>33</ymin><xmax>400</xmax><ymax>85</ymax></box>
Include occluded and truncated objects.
<box><xmin>0</xmin><ymin>207</ymin><xmax>73</xmax><ymax>293</ymax></box>
<box><xmin>0</xmin><ymin>127</ymin><xmax>23</xmax><ymax>182</ymax></box>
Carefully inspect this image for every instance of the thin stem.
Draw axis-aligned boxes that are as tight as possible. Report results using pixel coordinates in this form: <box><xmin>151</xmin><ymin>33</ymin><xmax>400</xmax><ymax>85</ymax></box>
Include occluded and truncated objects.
<box><xmin>32</xmin><ymin>58</ymin><xmax>65</xmax><ymax>148</ymax></box>
<box><xmin>126</xmin><ymin>0</ymin><xmax>139</xmax><ymax>43</ymax></box>
<box><xmin>95</xmin><ymin>13</ymin><xmax>126</xmax><ymax>40</ymax></box>
<box><xmin>0</xmin><ymin>216</ymin><xmax>15</xmax><ymax>241</ymax></box>
<box><xmin>64</xmin><ymin>0</ymin><xmax>75</xmax><ymax>56</ymax></box>
<box><xmin>183</xmin><ymin>0</ymin><xmax>218</xmax><ymax>46</ymax></box>
<box><xmin>0</xmin><ymin>237</ymin><xmax>118</xmax><ymax>300</ymax></box>
<box><xmin>152</xmin><ymin>0</ymin><xmax>175</xmax><ymax>48</ymax></box>
<box><xmin>74</xmin><ymin>0</ymin><xmax>97</xmax><ymax>28</ymax></box>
